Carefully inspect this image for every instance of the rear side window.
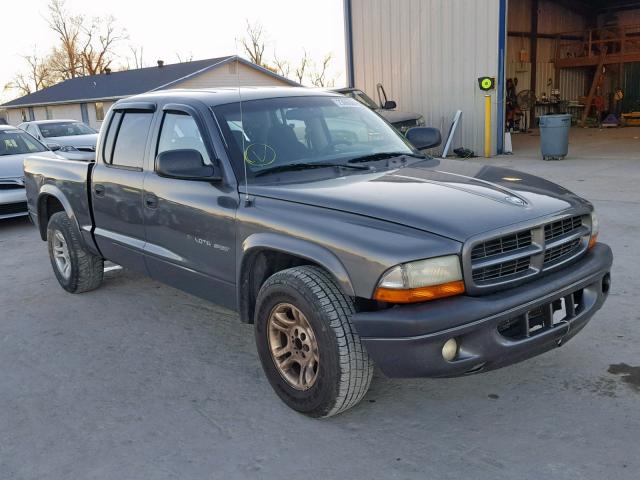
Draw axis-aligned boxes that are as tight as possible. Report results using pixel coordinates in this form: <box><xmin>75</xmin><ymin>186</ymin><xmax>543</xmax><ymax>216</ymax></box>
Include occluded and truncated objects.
<box><xmin>102</xmin><ymin>112</ymin><xmax>122</xmax><ymax>164</ymax></box>
<box><xmin>110</xmin><ymin>112</ymin><xmax>153</xmax><ymax>169</ymax></box>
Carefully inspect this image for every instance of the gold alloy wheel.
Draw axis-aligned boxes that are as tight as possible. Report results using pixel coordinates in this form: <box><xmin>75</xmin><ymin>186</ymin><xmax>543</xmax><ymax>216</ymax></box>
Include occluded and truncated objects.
<box><xmin>267</xmin><ymin>303</ymin><xmax>320</xmax><ymax>391</ymax></box>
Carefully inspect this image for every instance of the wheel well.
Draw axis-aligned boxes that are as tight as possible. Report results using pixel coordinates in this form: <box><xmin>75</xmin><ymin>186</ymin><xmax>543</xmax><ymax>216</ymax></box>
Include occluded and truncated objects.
<box><xmin>38</xmin><ymin>195</ymin><xmax>65</xmax><ymax>240</ymax></box>
<box><xmin>239</xmin><ymin>250</ymin><xmax>331</xmax><ymax>324</ymax></box>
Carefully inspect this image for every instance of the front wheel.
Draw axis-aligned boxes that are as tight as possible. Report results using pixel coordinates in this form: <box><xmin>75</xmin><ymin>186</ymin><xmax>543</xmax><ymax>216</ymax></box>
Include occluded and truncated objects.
<box><xmin>254</xmin><ymin>266</ymin><xmax>373</xmax><ymax>418</ymax></box>
<box><xmin>47</xmin><ymin>211</ymin><xmax>104</xmax><ymax>293</ymax></box>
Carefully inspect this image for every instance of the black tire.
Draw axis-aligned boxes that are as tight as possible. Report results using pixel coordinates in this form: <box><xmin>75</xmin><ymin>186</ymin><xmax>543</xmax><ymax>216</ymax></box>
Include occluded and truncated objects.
<box><xmin>47</xmin><ymin>211</ymin><xmax>104</xmax><ymax>293</ymax></box>
<box><xmin>255</xmin><ymin>265</ymin><xmax>374</xmax><ymax>418</ymax></box>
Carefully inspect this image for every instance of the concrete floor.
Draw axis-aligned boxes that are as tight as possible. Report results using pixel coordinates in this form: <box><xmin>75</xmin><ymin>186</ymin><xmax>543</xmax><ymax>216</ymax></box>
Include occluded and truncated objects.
<box><xmin>1</xmin><ymin>128</ymin><xmax>639</xmax><ymax>479</ymax></box>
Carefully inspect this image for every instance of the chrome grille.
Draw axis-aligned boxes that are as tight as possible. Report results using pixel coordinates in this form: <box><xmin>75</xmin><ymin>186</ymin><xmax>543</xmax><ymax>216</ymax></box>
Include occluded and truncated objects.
<box><xmin>471</xmin><ymin>230</ymin><xmax>532</xmax><ymax>260</ymax></box>
<box><xmin>545</xmin><ymin>216</ymin><xmax>582</xmax><ymax>241</ymax></box>
<box><xmin>467</xmin><ymin>214</ymin><xmax>590</xmax><ymax>290</ymax></box>
<box><xmin>544</xmin><ymin>238</ymin><xmax>581</xmax><ymax>263</ymax></box>
<box><xmin>472</xmin><ymin>257</ymin><xmax>531</xmax><ymax>283</ymax></box>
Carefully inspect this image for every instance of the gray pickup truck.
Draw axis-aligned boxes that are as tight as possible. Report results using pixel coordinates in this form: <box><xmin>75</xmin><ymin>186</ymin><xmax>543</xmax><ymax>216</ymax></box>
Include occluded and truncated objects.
<box><xmin>24</xmin><ymin>87</ymin><xmax>612</xmax><ymax>418</ymax></box>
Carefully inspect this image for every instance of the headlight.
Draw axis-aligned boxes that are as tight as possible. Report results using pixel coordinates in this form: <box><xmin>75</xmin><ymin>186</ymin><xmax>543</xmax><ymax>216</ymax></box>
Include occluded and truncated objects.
<box><xmin>374</xmin><ymin>255</ymin><xmax>465</xmax><ymax>304</ymax></box>
<box><xmin>589</xmin><ymin>210</ymin><xmax>599</xmax><ymax>249</ymax></box>
<box><xmin>59</xmin><ymin>145</ymin><xmax>79</xmax><ymax>152</ymax></box>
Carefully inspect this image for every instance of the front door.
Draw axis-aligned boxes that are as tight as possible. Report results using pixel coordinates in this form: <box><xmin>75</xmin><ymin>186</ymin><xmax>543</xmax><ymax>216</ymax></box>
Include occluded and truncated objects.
<box><xmin>91</xmin><ymin>106</ymin><xmax>155</xmax><ymax>272</ymax></box>
<box><xmin>142</xmin><ymin>106</ymin><xmax>238</xmax><ymax>309</ymax></box>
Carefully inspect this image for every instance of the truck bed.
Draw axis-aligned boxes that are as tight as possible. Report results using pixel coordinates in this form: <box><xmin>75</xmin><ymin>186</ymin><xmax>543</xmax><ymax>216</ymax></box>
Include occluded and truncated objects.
<box><xmin>23</xmin><ymin>155</ymin><xmax>98</xmax><ymax>252</ymax></box>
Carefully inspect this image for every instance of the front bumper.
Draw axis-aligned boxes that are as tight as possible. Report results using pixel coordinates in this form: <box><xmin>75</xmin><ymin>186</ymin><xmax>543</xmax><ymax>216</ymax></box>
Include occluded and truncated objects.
<box><xmin>0</xmin><ymin>189</ymin><xmax>28</xmax><ymax>220</ymax></box>
<box><xmin>353</xmin><ymin>243</ymin><xmax>613</xmax><ymax>378</ymax></box>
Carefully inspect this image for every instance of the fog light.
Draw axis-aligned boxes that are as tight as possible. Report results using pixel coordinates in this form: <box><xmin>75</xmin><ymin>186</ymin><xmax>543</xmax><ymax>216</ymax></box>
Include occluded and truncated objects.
<box><xmin>442</xmin><ymin>338</ymin><xmax>458</xmax><ymax>361</ymax></box>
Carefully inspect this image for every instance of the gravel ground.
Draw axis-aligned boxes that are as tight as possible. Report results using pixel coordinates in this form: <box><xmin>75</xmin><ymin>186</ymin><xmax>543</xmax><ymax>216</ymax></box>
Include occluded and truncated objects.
<box><xmin>0</xmin><ymin>128</ymin><xmax>638</xmax><ymax>479</ymax></box>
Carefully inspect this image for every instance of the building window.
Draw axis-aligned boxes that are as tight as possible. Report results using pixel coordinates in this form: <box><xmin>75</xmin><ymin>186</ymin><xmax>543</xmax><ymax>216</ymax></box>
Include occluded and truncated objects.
<box><xmin>21</xmin><ymin>110</ymin><xmax>27</xmax><ymax>122</ymax></box>
<box><xmin>45</xmin><ymin>106</ymin><xmax>53</xmax><ymax>120</ymax></box>
<box><xmin>95</xmin><ymin>102</ymin><xmax>105</xmax><ymax>121</ymax></box>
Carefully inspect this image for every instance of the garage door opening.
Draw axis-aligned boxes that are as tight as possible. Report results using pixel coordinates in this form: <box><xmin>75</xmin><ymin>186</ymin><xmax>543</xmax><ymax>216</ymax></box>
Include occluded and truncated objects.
<box><xmin>504</xmin><ymin>0</ymin><xmax>640</xmax><ymax>158</ymax></box>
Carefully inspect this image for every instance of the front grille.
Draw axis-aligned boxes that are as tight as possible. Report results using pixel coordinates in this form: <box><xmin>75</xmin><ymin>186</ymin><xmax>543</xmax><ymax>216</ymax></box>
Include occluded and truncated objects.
<box><xmin>467</xmin><ymin>215</ymin><xmax>589</xmax><ymax>289</ymax></box>
<box><xmin>0</xmin><ymin>183</ymin><xmax>25</xmax><ymax>190</ymax></box>
<box><xmin>471</xmin><ymin>230</ymin><xmax>532</xmax><ymax>260</ymax></box>
<box><xmin>544</xmin><ymin>238</ymin><xmax>581</xmax><ymax>263</ymax></box>
<box><xmin>545</xmin><ymin>216</ymin><xmax>582</xmax><ymax>241</ymax></box>
<box><xmin>0</xmin><ymin>202</ymin><xmax>28</xmax><ymax>216</ymax></box>
<box><xmin>472</xmin><ymin>257</ymin><xmax>530</xmax><ymax>282</ymax></box>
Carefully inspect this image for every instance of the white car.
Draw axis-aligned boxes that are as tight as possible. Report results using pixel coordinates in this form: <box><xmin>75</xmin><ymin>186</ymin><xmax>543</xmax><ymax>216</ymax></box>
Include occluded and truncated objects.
<box><xmin>0</xmin><ymin>125</ymin><xmax>59</xmax><ymax>220</ymax></box>
<box><xmin>18</xmin><ymin>119</ymin><xmax>98</xmax><ymax>162</ymax></box>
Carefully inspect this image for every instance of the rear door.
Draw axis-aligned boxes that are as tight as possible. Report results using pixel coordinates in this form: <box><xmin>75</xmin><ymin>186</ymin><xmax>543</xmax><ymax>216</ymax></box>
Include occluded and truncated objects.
<box><xmin>142</xmin><ymin>103</ymin><xmax>239</xmax><ymax>309</ymax></box>
<box><xmin>91</xmin><ymin>102</ymin><xmax>155</xmax><ymax>272</ymax></box>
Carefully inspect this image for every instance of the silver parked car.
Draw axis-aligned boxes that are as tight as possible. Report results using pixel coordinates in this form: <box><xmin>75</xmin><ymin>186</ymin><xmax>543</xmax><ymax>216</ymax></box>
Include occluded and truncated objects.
<box><xmin>18</xmin><ymin>119</ymin><xmax>98</xmax><ymax>161</ymax></box>
<box><xmin>0</xmin><ymin>126</ymin><xmax>59</xmax><ymax>220</ymax></box>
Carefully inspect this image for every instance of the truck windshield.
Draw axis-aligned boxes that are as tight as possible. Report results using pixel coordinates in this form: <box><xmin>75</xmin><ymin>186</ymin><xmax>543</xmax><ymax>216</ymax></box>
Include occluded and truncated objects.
<box><xmin>213</xmin><ymin>95</ymin><xmax>415</xmax><ymax>181</ymax></box>
<box><xmin>0</xmin><ymin>129</ymin><xmax>48</xmax><ymax>156</ymax></box>
<box><xmin>39</xmin><ymin>121</ymin><xmax>96</xmax><ymax>138</ymax></box>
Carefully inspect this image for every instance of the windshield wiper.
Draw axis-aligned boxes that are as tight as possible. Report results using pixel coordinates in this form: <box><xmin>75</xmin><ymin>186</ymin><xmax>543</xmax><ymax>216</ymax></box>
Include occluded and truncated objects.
<box><xmin>254</xmin><ymin>162</ymin><xmax>370</xmax><ymax>177</ymax></box>
<box><xmin>348</xmin><ymin>152</ymin><xmax>426</xmax><ymax>163</ymax></box>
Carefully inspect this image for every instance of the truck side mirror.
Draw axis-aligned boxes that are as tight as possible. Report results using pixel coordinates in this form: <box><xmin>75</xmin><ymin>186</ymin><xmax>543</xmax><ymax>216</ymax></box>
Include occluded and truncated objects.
<box><xmin>405</xmin><ymin>127</ymin><xmax>441</xmax><ymax>150</ymax></box>
<box><xmin>383</xmin><ymin>100</ymin><xmax>397</xmax><ymax>110</ymax></box>
<box><xmin>156</xmin><ymin>149</ymin><xmax>221</xmax><ymax>181</ymax></box>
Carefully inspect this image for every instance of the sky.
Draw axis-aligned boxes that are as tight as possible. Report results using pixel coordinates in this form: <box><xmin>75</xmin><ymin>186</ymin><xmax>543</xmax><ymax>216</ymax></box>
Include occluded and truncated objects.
<box><xmin>0</xmin><ymin>0</ymin><xmax>347</xmax><ymax>103</ymax></box>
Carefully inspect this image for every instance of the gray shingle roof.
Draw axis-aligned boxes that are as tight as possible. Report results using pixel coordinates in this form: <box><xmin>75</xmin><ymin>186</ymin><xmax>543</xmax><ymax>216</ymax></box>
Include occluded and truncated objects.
<box><xmin>2</xmin><ymin>56</ymin><xmax>296</xmax><ymax>108</ymax></box>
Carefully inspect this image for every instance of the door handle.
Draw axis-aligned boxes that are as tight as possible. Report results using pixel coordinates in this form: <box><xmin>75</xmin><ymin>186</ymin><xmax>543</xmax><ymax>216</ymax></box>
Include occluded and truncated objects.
<box><xmin>144</xmin><ymin>193</ymin><xmax>158</xmax><ymax>209</ymax></box>
<box><xmin>94</xmin><ymin>184</ymin><xmax>105</xmax><ymax>197</ymax></box>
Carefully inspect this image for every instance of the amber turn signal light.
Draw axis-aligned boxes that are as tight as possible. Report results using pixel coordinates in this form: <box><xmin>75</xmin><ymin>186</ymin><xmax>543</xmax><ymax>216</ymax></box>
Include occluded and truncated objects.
<box><xmin>588</xmin><ymin>233</ymin><xmax>598</xmax><ymax>250</ymax></box>
<box><xmin>374</xmin><ymin>280</ymin><xmax>466</xmax><ymax>304</ymax></box>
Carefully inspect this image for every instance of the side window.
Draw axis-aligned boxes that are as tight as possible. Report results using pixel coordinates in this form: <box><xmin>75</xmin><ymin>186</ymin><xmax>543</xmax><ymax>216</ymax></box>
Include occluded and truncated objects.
<box><xmin>110</xmin><ymin>112</ymin><xmax>153</xmax><ymax>169</ymax></box>
<box><xmin>102</xmin><ymin>111</ymin><xmax>121</xmax><ymax>164</ymax></box>
<box><xmin>157</xmin><ymin>112</ymin><xmax>210</xmax><ymax>164</ymax></box>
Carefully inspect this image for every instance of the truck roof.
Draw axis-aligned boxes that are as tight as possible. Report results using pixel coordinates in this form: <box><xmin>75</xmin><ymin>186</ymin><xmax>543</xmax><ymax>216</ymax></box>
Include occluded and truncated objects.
<box><xmin>117</xmin><ymin>86</ymin><xmax>341</xmax><ymax>107</ymax></box>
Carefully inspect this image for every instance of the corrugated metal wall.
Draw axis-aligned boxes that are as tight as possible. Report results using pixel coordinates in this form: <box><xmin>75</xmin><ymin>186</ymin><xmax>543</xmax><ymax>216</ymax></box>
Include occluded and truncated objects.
<box><xmin>349</xmin><ymin>0</ymin><xmax>501</xmax><ymax>155</ymax></box>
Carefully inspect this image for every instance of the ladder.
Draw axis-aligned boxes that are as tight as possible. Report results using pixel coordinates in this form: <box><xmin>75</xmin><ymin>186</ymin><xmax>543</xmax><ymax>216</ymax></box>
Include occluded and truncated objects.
<box><xmin>580</xmin><ymin>49</ymin><xmax>608</xmax><ymax>126</ymax></box>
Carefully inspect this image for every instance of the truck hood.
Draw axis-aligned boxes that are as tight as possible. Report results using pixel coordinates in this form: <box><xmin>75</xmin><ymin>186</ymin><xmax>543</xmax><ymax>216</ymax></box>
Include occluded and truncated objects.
<box><xmin>377</xmin><ymin>109</ymin><xmax>422</xmax><ymax>124</ymax></box>
<box><xmin>44</xmin><ymin>133</ymin><xmax>98</xmax><ymax>148</ymax></box>
<box><xmin>0</xmin><ymin>150</ymin><xmax>59</xmax><ymax>178</ymax></box>
<box><xmin>246</xmin><ymin>158</ymin><xmax>590</xmax><ymax>242</ymax></box>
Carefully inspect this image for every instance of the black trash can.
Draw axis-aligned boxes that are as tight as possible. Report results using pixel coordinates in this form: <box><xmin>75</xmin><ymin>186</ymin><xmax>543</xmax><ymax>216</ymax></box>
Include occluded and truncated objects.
<box><xmin>539</xmin><ymin>114</ymin><xmax>571</xmax><ymax>160</ymax></box>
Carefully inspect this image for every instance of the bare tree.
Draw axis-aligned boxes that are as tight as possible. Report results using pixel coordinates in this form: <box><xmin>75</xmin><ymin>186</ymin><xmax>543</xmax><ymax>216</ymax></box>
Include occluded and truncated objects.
<box><xmin>176</xmin><ymin>52</ymin><xmax>194</xmax><ymax>63</ymax></box>
<box><xmin>128</xmin><ymin>45</ymin><xmax>145</xmax><ymax>69</ymax></box>
<box><xmin>46</xmin><ymin>0</ymin><xmax>82</xmax><ymax>79</ymax></box>
<box><xmin>242</xmin><ymin>20</ymin><xmax>267</xmax><ymax>67</ymax></box>
<box><xmin>79</xmin><ymin>16</ymin><xmax>125</xmax><ymax>75</ymax></box>
<box><xmin>294</xmin><ymin>50</ymin><xmax>310</xmax><ymax>85</ymax></box>
<box><xmin>44</xmin><ymin>0</ymin><xmax>125</xmax><ymax>78</ymax></box>
<box><xmin>310</xmin><ymin>53</ymin><xmax>334</xmax><ymax>87</ymax></box>
<box><xmin>6</xmin><ymin>53</ymin><xmax>54</xmax><ymax>96</ymax></box>
<box><xmin>272</xmin><ymin>52</ymin><xmax>290</xmax><ymax>78</ymax></box>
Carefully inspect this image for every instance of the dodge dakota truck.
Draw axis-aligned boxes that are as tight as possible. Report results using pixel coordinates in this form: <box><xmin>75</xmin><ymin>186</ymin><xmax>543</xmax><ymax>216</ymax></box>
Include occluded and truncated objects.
<box><xmin>24</xmin><ymin>87</ymin><xmax>612</xmax><ymax>418</ymax></box>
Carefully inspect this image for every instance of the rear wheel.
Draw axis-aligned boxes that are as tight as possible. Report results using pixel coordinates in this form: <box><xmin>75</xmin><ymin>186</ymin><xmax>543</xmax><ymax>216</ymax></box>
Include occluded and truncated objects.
<box><xmin>255</xmin><ymin>266</ymin><xmax>373</xmax><ymax>418</ymax></box>
<box><xmin>47</xmin><ymin>211</ymin><xmax>104</xmax><ymax>293</ymax></box>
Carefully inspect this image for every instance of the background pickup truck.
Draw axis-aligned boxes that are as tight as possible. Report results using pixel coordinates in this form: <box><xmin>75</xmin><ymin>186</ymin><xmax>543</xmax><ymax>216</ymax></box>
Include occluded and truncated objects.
<box><xmin>24</xmin><ymin>87</ymin><xmax>612</xmax><ymax>418</ymax></box>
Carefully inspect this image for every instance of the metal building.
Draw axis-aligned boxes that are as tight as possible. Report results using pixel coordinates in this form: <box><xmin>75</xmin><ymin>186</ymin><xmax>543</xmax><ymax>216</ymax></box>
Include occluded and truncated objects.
<box><xmin>344</xmin><ymin>0</ymin><xmax>640</xmax><ymax>156</ymax></box>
